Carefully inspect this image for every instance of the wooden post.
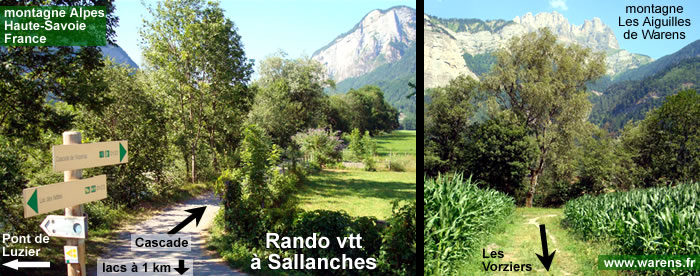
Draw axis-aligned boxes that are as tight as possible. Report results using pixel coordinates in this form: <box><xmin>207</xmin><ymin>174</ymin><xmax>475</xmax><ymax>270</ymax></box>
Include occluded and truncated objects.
<box><xmin>63</xmin><ymin>131</ymin><xmax>87</xmax><ymax>276</ymax></box>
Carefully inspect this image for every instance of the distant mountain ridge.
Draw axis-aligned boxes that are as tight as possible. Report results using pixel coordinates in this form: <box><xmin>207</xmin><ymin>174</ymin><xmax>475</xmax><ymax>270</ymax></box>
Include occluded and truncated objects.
<box><xmin>313</xmin><ymin>6</ymin><xmax>417</xmax><ymax>130</ymax></box>
<box><xmin>589</xmin><ymin>41</ymin><xmax>700</xmax><ymax>131</ymax></box>
<box><xmin>424</xmin><ymin>11</ymin><xmax>652</xmax><ymax>88</ymax></box>
<box><xmin>611</xmin><ymin>40</ymin><xmax>700</xmax><ymax>83</ymax></box>
<box><xmin>312</xmin><ymin>5</ymin><xmax>416</xmax><ymax>83</ymax></box>
<box><xmin>100</xmin><ymin>45</ymin><xmax>138</xmax><ymax>68</ymax></box>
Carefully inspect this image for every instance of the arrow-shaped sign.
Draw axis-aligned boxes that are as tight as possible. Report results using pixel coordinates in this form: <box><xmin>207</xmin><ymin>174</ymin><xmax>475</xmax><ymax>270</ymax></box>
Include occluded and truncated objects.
<box><xmin>3</xmin><ymin>259</ymin><xmax>50</xmax><ymax>270</ymax></box>
<box><xmin>52</xmin><ymin>140</ymin><xmax>128</xmax><ymax>172</ymax></box>
<box><xmin>22</xmin><ymin>175</ymin><xmax>107</xmax><ymax>218</ymax></box>
<box><xmin>535</xmin><ymin>224</ymin><xmax>556</xmax><ymax>271</ymax></box>
<box><xmin>168</xmin><ymin>206</ymin><xmax>206</xmax><ymax>235</ymax></box>
<box><xmin>40</xmin><ymin>215</ymin><xmax>87</xmax><ymax>239</ymax></box>
<box><xmin>174</xmin><ymin>259</ymin><xmax>189</xmax><ymax>275</ymax></box>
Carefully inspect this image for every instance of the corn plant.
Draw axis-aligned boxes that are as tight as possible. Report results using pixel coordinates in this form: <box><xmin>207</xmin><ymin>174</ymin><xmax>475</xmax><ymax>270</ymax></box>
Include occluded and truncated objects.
<box><xmin>563</xmin><ymin>182</ymin><xmax>700</xmax><ymax>255</ymax></box>
<box><xmin>424</xmin><ymin>173</ymin><xmax>515</xmax><ymax>275</ymax></box>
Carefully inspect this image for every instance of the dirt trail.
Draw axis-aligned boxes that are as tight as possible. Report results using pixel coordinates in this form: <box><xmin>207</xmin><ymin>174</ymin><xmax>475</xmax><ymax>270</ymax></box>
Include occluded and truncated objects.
<box><xmin>87</xmin><ymin>191</ymin><xmax>246</xmax><ymax>275</ymax></box>
<box><xmin>466</xmin><ymin>208</ymin><xmax>596</xmax><ymax>275</ymax></box>
<box><xmin>522</xmin><ymin>213</ymin><xmax>570</xmax><ymax>275</ymax></box>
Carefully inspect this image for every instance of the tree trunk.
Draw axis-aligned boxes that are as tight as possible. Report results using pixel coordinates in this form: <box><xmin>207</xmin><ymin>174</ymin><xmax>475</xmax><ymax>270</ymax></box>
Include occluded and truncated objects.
<box><xmin>526</xmin><ymin>170</ymin><xmax>539</xmax><ymax>207</ymax></box>
<box><xmin>191</xmin><ymin>147</ymin><xmax>197</xmax><ymax>182</ymax></box>
<box><xmin>210</xmin><ymin>127</ymin><xmax>218</xmax><ymax>174</ymax></box>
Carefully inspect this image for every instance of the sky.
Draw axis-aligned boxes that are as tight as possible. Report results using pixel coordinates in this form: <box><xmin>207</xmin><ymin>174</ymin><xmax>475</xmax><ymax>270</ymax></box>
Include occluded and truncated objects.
<box><xmin>425</xmin><ymin>0</ymin><xmax>700</xmax><ymax>59</ymax></box>
<box><xmin>112</xmin><ymin>0</ymin><xmax>416</xmax><ymax>70</ymax></box>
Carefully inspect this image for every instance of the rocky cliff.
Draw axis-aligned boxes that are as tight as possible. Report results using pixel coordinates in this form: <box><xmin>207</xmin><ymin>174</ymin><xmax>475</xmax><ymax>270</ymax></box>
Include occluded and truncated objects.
<box><xmin>424</xmin><ymin>11</ymin><xmax>652</xmax><ymax>88</ymax></box>
<box><xmin>312</xmin><ymin>6</ymin><xmax>416</xmax><ymax>83</ymax></box>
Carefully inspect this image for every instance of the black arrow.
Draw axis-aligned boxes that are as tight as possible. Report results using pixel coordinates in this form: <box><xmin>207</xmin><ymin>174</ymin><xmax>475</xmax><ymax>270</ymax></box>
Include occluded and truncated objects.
<box><xmin>168</xmin><ymin>206</ymin><xmax>206</xmax><ymax>234</ymax></box>
<box><xmin>174</xmin><ymin>259</ymin><xmax>189</xmax><ymax>275</ymax></box>
<box><xmin>535</xmin><ymin>224</ymin><xmax>556</xmax><ymax>271</ymax></box>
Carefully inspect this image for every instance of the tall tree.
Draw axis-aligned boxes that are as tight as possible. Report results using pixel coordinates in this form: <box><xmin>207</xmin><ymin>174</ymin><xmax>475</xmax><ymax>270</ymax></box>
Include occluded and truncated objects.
<box><xmin>73</xmin><ymin>61</ymin><xmax>169</xmax><ymax>207</ymax></box>
<box><xmin>484</xmin><ymin>28</ymin><xmax>606</xmax><ymax>207</ymax></box>
<box><xmin>248</xmin><ymin>52</ymin><xmax>332</xmax><ymax>149</ymax></box>
<box><xmin>632</xmin><ymin>89</ymin><xmax>700</xmax><ymax>185</ymax></box>
<box><xmin>0</xmin><ymin>0</ymin><xmax>118</xmax><ymax>141</ymax></box>
<box><xmin>141</xmin><ymin>0</ymin><xmax>253</xmax><ymax>182</ymax></box>
<box><xmin>423</xmin><ymin>75</ymin><xmax>478</xmax><ymax>176</ymax></box>
<box><xmin>346</xmin><ymin>85</ymin><xmax>400</xmax><ymax>135</ymax></box>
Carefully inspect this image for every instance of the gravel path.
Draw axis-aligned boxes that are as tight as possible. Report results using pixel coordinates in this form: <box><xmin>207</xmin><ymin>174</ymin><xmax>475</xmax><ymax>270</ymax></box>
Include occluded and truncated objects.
<box><xmin>87</xmin><ymin>191</ymin><xmax>246</xmax><ymax>275</ymax></box>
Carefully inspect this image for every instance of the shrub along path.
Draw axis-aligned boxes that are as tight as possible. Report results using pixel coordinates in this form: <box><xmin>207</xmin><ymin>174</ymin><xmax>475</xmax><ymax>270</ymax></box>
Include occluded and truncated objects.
<box><xmin>87</xmin><ymin>191</ymin><xmax>245</xmax><ymax>275</ymax></box>
<box><xmin>461</xmin><ymin>208</ymin><xmax>615</xmax><ymax>275</ymax></box>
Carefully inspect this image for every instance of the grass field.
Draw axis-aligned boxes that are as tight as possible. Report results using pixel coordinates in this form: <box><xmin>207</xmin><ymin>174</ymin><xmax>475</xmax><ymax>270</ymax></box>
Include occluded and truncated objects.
<box><xmin>297</xmin><ymin>169</ymin><xmax>416</xmax><ymax>219</ymax></box>
<box><xmin>374</xmin><ymin>130</ymin><xmax>416</xmax><ymax>156</ymax></box>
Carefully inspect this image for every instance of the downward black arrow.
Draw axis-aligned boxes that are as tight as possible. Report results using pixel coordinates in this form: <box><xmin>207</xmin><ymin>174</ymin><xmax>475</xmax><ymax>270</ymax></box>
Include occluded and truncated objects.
<box><xmin>168</xmin><ymin>206</ymin><xmax>206</xmax><ymax>234</ymax></box>
<box><xmin>535</xmin><ymin>224</ymin><xmax>556</xmax><ymax>271</ymax></box>
<box><xmin>174</xmin><ymin>259</ymin><xmax>189</xmax><ymax>275</ymax></box>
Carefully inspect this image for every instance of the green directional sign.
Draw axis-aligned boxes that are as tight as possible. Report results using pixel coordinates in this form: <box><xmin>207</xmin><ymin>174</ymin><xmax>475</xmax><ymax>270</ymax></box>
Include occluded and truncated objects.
<box><xmin>23</xmin><ymin>175</ymin><xmax>107</xmax><ymax>218</ymax></box>
<box><xmin>52</xmin><ymin>141</ymin><xmax>128</xmax><ymax>172</ymax></box>
<box><xmin>27</xmin><ymin>189</ymin><xmax>38</xmax><ymax>214</ymax></box>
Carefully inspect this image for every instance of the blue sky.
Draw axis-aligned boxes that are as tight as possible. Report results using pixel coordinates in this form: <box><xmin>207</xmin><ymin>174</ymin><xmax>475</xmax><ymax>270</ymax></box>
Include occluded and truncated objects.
<box><xmin>113</xmin><ymin>0</ymin><xmax>415</xmax><ymax>69</ymax></box>
<box><xmin>425</xmin><ymin>0</ymin><xmax>700</xmax><ymax>59</ymax></box>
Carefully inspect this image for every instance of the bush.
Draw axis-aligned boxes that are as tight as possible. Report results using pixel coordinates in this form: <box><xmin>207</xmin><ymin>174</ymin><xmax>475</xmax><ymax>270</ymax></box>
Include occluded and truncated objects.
<box><xmin>0</xmin><ymin>136</ymin><xmax>26</xmax><ymax>233</ymax></box>
<box><xmin>215</xmin><ymin>124</ymin><xmax>305</xmax><ymax>247</ymax></box>
<box><xmin>378</xmin><ymin>201</ymin><xmax>416</xmax><ymax>275</ymax></box>
<box><xmin>292</xmin><ymin>128</ymin><xmax>344</xmax><ymax>167</ymax></box>
<box><xmin>289</xmin><ymin>210</ymin><xmax>383</xmax><ymax>275</ymax></box>
<box><xmin>386</xmin><ymin>154</ymin><xmax>406</xmax><ymax>172</ymax></box>
<box><xmin>345</xmin><ymin>128</ymin><xmax>376</xmax><ymax>162</ymax></box>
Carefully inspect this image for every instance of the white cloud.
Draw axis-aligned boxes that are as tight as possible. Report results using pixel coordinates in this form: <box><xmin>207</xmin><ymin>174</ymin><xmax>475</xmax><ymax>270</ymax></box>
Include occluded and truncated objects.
<box><xmin>549</xmin><ymin>0</ymin><xmax>568</xmax><ymax>10</ymax></box>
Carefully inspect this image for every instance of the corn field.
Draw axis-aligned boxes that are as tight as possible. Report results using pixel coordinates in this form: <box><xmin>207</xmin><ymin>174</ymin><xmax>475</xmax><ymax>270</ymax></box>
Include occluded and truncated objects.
<box><xmin>563</xmin><ymin>182</ymin><xmax>700</xmax><ymax>255</ymax></box>
<box><xmin>424</xmin><ymin>173</ymin><xmax>515</xmax><ymax>274</ymax></box>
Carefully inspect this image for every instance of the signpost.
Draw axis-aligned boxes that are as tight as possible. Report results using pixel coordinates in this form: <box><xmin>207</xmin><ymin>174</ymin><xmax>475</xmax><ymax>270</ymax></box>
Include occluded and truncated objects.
<box><xmin>52</xmin><ymin>140</ymin><xmax>128</xmax><ymax>172</ymax></box>
<box><xmin>20</xmin><ymin>132</ymin><xmax>127</xmax><ymax>276</ymax></box>
<box><xmin>22</xmin><ymin>175</ymin><xmax>107</xmax><ymax>218</ymax></box>
<box><xmin>63</xmin><ymin>131</ymin><xmax>86</xmax><ymax>276</ymax></box>
<box><xmin>40</xmin><ymin>215</ymin><xmax>87</xmax><ymax>239</ymax></box>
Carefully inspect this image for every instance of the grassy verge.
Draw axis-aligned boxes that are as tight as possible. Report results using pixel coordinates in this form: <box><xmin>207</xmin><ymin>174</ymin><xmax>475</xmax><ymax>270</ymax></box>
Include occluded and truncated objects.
<box><xmin>296</xmin><ymin>169</ymin><xmax>415</xmax><ymax>219</ymax></box>
<box><xmin>374</xmin><ymin>130</ymin><xmax>416</xmax><ymax>156</ymax></box>
<box><xmin>458</xmin><ymin>207</ymin><xmax>615</xmax><ymax>275</ymax></box>
<box><xmin>12</xmin><ymin>181</ymin><xmax>212</xmax><ymax>275</ymax></box>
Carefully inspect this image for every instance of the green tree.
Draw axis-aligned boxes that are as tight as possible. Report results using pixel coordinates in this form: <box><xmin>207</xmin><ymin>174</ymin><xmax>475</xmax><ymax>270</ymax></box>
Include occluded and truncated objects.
<box><xmin>461</xmin><ymin>110</ymin><xmax>538</xmax><ymax>197</ymax></box>
<box><xmin>0</xmin><ymin>0</ymin><xmax>118</xmax><ymax>140</ymax></box>
<box><xmin>72</xmin><ymin>62</ymin><xmax>170</xmax><ymax>207</ymax></box>
<box><xmin>575</xmin><ymin>125</ymin><xmax>617</xmax><ymax>195</ymax></box>
<box><xmin>0</xmin><ymin>136</ymin><xmax>26</xmax><ymax>232</ymax></box>
<box><xmin>484</xmin><ymin>28</ymin><xmax>606</xmax><ymax>207</ymax></box>
<box><xmin>248</xmin><ymin>52</ymin><xmax>333</xmax><ymax>149</ymax></box>
<box><xmin>324</xmin><ymin>95</ymin><xmax>352</xmax><ymax>134</ymax></box>
<box><xmin>346</xmin><ymin>85</ymin><xmax>400</xmax><ymax>135</ymax></box>
<box><xmin>423</xmin><ymin>75</ymin><xmax>479</xmax><ymax>176</ymax></box>
<box><xmin>141</xmin><ymin>0</ymin><xmax>253</xmax><ymax>182</ymax></box>
<box><xmin>632</xmin><ymin>89</ymin><xmax>700</xmax><ymax>185</ymax></box>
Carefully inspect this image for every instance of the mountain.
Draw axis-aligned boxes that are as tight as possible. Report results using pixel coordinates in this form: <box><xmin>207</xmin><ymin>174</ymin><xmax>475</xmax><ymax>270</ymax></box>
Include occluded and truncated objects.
<box><xmin>610</xmin><ymin>40</ymin><xmax>700</xmax><ymax>84</ymax></box>
<box><xmin>331</xmin><ymin>42</ymin><xmax>416</xmax><ymax>128</ymax></box>
<box><xmin>100</xmin><ymin>45</ymin><xmax>138</xmax><ymax>68</ymax></box>
<box><xmin>590</xmin><ymin>55</ymin><xmax>699</xmax><ymax>132</ymax></box>
<box><xmin>313</xmin><ymin>6</ymin><xmax>416</xmax><ymax>130</ymax></box>
<box><xmin>424</xmin><ymin>11</ymin><xmax>652</xmax><ymax>88</ymax></box>
<box><xmin>312</xmin><ymin>6</ymin><xmax>416</xmax><ymax>83</ymax></box>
